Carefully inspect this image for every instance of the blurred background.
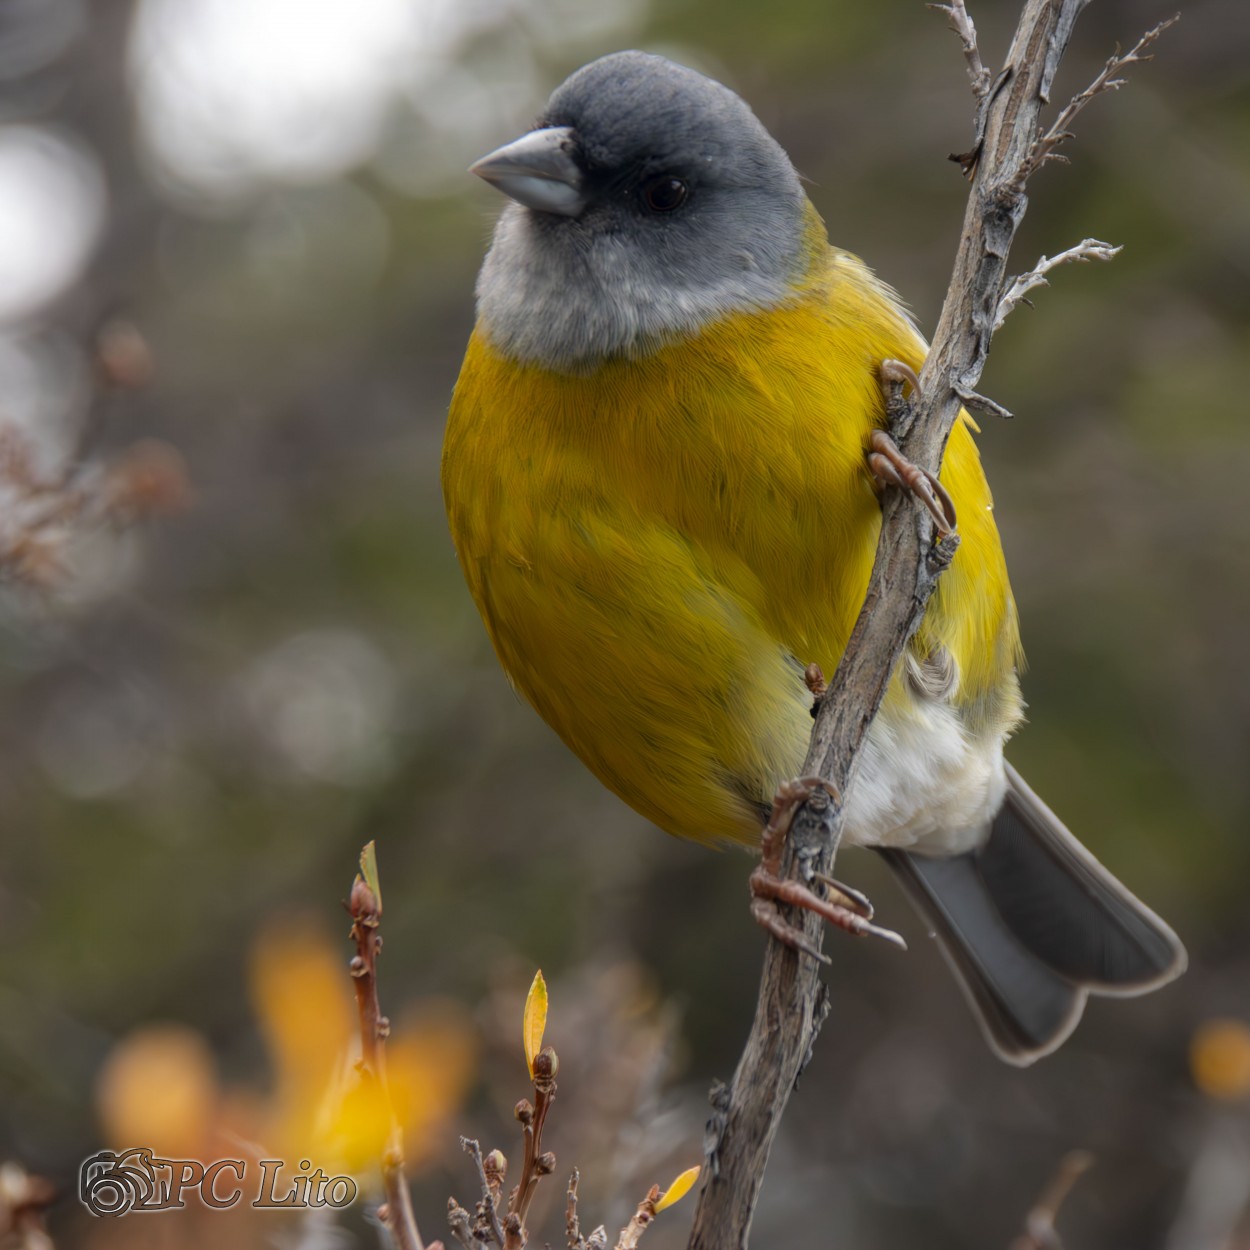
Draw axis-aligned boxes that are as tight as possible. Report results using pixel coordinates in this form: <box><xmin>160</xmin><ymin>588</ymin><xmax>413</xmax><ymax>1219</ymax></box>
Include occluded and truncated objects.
<box><xmin>0</xmin><ymin>0</ymin><xmax>1247</xmax><ymax>1246</ymax></box>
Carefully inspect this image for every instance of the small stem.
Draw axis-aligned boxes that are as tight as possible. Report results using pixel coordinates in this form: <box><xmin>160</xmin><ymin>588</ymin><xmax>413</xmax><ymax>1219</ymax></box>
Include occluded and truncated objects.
<box><xmin>614</xmin><ymin>1187</ymin><xmax>661</xmax><ymax>1250</ymax></box>
<box><xmin>1009</xmin><ymin>1150</ymin><xmax>1094</xmax><ymax>1250</ymax></box>
<box><xmin>566</xmin><ymin>1169</ymin><xmax>585</xmax><ymax>1250</ymax></box>
<box><xmin>512</xmin><ymin>1047</ymin><xmax>559</xmax><ymax>1226</ymax></box>
<box><xmin>994</xmin><ymin>238</ymin><xmax>1122</xmax><ymax>329</ymax></box>
<box><xmin>930</xmin><ymin>0</ymin><xmax>992</xmax><ymax>97</ymax></box>
<box><xmin>461</xmin><ymin>1138</ymin><xmax>506</xmax><ymax>1247</ymax></box>
<box><xmin>348</xmin><ymin>872</ymin><xmax>426</xmax><ymax>1250</ymax></box>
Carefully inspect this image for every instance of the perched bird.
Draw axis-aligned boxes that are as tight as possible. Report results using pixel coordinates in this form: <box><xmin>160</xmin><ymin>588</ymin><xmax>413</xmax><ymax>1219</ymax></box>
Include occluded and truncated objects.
<box><xmin>442</xmin><ymin>51</ymin><xmax>1186</xmax><ymax>1063</ymax></box>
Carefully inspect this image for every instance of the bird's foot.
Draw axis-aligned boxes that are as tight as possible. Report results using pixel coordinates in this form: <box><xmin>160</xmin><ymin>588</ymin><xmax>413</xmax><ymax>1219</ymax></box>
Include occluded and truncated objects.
<box><xmin>749</xmin><ymin>778</ymin><xmax>906</xmax><ymax>961</ymax></box>
<box><xmin>868</xmin><ymin>428</ymin><xmax>957</xmax><ymax>535</ymax></box>
<box><xmin>869</xmin><ymin>360</ymin><xmax>957</xmax><ymax>535</ymax></box>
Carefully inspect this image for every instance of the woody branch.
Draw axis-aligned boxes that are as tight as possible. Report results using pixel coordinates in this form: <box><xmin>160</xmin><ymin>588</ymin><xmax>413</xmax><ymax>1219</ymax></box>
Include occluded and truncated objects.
<box><xmin>686</xmin><ymin>3</ymin><xmax>1169</xmax><ymax>1248</ymax></box>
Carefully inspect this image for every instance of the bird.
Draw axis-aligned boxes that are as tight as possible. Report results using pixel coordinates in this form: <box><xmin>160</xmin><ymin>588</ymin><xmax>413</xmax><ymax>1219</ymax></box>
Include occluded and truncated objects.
<box><xmin>442</xmin><ymin>50</ymin><xmax>1186</xmax><ymax>1064</ymax></box>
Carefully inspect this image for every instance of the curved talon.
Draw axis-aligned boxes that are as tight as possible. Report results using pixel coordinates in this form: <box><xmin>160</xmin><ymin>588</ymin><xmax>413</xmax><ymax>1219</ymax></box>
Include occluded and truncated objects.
<box><xmin>879</xmin><ymin>358</ymin><xmax>922</xmax><ymax>398</ymax></box>
<box><xmin>812</xmin><ymin>873</ymin><xmax>874</xmax><ymax>919</ymax></box>
<box><xmin>868</xmin><ymin>429</ymin><xmax>957</xmax><ymax>535</ymax></box>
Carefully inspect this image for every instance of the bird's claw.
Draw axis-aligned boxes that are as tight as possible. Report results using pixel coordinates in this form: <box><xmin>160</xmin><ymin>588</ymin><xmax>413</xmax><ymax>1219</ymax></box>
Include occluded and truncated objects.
<box><xmin>880</xmin><ymin>358</ymin><xmax>922</xmax><ymax>399</ymax></box>
<box><xmin>749</xmin><ymin>778</ymin><xmax>907</xmax><ymax>958</ymax></box>
<box><xmin>812</xmin><ymin>872</ymin><xmax>874</xmax><ymax>919</ymax></box>
<box><xmin>867</xmin><ymin>428</ymin><xmax>957</xmax><ymax>535</ymax></box>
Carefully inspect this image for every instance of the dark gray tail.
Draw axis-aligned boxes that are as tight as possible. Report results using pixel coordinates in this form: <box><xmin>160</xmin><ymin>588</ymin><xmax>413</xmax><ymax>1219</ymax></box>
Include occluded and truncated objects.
<box><xmin>879</xmin><ymin>762</ymin><xmax>1186</xmax><ymax>1065</ymax></box>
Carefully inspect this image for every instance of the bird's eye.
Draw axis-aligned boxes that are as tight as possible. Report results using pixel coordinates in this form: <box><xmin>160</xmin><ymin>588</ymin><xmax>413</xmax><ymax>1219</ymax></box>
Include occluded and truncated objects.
<box><xmin>640</xmin><ymin>176</ymin><xmax>688</xmax><ymax>213</ymax></box>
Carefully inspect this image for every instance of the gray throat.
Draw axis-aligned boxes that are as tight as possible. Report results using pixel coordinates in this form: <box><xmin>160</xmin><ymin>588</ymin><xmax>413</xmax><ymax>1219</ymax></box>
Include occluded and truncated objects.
<box><xmin>475</xmin><ymin>204</ymin><xmax>802</xmax><ymax>373</ymax></box>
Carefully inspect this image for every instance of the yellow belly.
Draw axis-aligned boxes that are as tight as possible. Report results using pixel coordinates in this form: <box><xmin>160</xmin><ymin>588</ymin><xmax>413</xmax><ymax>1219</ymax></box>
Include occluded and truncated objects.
<box><xmin>442</xmin><ymin>251</ymin><xmax>1022</xmax><ymax>844</ymax></box>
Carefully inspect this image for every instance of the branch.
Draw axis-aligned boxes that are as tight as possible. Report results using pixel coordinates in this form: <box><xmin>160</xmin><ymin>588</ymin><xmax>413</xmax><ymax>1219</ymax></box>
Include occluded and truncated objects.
<box><xmin>348</xmin><ymin>846</ymin><xmax>439</xmax><ymax>1250</ymax></box>
<box><xmin>994</xmin><ymin>238</ymin><xmax>1122</xmax><ymax>330</ymax></box>
<box><xmin>930</xmin><ymin>0</ymin><xmax>992</xmax><ymax>99</ymax></box>
<box><xmin>511</xmin><ymin>1047</ymin><xmax>559</xmax><ymax>1227</ymax></box>
<box><xmin>687</xmin><ymin>2</ymin><xmax>1148</xmax><ymax>1246</ymax></box>
<box><xmin>1008</xmin><ymin>1150</ymin><xmax>1094</xmax><ymax>1250</ymax></box>
<box><xmin>1023</xmin><ymin>16</ymin><xmax>1179</xmax><ymax>179</ymax></box>
<box><xmin>613</xmin><ymin>1187</ymin><xmax>662</xmax><ymax>1250</ymax></box>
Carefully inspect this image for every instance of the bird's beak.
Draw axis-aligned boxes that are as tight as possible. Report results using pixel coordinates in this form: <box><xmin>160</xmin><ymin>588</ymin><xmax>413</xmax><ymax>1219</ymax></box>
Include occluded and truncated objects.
<box><xmin>470</xmin><ymin>126</ymin><xmax>586</xmax><ymax>217</ymax></box>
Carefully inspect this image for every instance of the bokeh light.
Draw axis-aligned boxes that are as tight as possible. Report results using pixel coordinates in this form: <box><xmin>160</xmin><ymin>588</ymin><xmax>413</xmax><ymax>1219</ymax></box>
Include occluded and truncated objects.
<box><xmin>0</xmin><ymin>127</ymin><xmax>104</xmax><ymax>323</ymax></box>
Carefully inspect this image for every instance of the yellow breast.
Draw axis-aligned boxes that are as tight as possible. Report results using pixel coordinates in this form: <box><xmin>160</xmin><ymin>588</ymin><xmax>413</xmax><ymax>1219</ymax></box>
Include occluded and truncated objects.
<box><xmin>442</xmin><ymin>243</ymin><xmax>1021</xmax><ymax>843</ymax></box>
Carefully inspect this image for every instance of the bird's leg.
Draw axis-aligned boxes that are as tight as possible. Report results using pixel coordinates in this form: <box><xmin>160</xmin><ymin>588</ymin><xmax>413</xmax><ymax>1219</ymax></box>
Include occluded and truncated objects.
<box><xmin>750</xmin><ymin>779</ymin><xmax>906</xmax><ymax>960</ymax></box>
<box><xmin>869</xmin><ymin>360</ymin><xmax>957</xmax><ymax>535</ymax></box>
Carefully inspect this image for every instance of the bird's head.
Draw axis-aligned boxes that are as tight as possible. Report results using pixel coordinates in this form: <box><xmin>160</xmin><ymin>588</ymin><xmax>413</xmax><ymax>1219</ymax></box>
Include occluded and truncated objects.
<box><xmin>470</xmin><ymin>51</ymin><xmax>812</xmax><ymax>371</ymax></box>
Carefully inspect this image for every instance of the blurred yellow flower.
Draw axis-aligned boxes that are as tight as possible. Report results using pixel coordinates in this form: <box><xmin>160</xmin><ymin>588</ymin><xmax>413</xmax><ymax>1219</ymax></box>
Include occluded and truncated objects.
<box><xmin>97</xmin><ymin>1024</ymin><xmax>218</xmax><ymax>1158</ymax></box>
<box><xmin>1190</xmin><ymin>1018</ymin><xmax>1250</xmax><ymax>1101</ymax></box>
<box><xmin>95</xmin><ymin>913</ymin><xmax>477</xmax><ymax>1185</ymax></box>
<box><xmin>250</xmin><ymin>915</ymin><xmax>478</xmax><ymax>1173</ymax></box>
<box><xmin>248</xmin><ymin>915</ymin><xmax>355</xmax><ymax>1163</ymax></box>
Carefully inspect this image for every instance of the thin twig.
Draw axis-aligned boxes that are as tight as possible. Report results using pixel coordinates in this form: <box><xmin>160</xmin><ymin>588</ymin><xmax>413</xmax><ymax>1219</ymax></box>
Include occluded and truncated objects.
<box><xmin>686</xmin><ymin>2</ymin><xmax>1153</xmax><ymax>1246</ymax></box>
<box><xmin>567</xmin><ymin>1169</ymin><xmax>585</xmax><ymax>1250</ymax></box>
<box><xmin>994</xmin><ymin>238</ymin><xmax>1122</xmax><ymax>329</ymax></box>
<box><xmin>1023</xmin><ymin>15</ymin><xmax>1179</xmax><ymax>181</ymax></box>
<box><xmin>510</xmin><ymin>1047</ymin><xmax>559</xmax><ymax>1228</ymax></box>
<box><xmin>348</xmin><ymin>868</ymin><xmax>431</xmax><ymax>1250</ymax></box>
<box><xmin>929</xmin><ymin>0</ymin><xmax>992</xmax><ymax>98</ymax></box>
<box><xmin>461</xmin><ymin>1137</ymin><xmax>506</xmax><ymax>1247</ymax></box>
<box><xmin>447</xmin><ymin>1199</ymin><xmax>476</xmax><ymax>1250</ymax></box>
<box><xmin>1009</xmin><ymin>1151</ymin><xmax>1095</xmax><ymax>1250</ymax></box>
<box><xmin>613</xmin><ymin>1187</ymin><xmax>661</xmax><ymax>1250</ymax></box>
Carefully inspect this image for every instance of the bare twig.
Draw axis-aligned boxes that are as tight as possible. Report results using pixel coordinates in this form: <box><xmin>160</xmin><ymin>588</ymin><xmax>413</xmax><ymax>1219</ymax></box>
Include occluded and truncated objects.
<box><xmin>930</xmin><ymin>0</ymin><xmax>992</xmax><ymax>98</ymax></box>
<box><xmin>1009</xmin><ymin>1151</ymin><xmax>1095</xmax><ymax>1250</ymax></box>
<box><xmin>447</xmin><ymin>1198</ymin><xmax>476</xmax><ymax>1250</ymax></box>
<box><xmin>1023</xmin><ymin>15</ymin><xmax>1179</xmax><ymax>180</ymax></box>
<box><xmin>348</xmin><ymin>855</ymin><xmax>438</xmax><ymax>1250</ymax></box>
<box><xmin>448</xmin><ymin>1029</ymin><xmax>559</xmax><ymax>1249</ymax></box>
<box><xmin>567</xmin><ymin>1169</ymin><xmax>585</xmax><ymax>1250</ymax></box>
<box><xmin>686</xmin><ymin>2</ymin><xmax>1157</xmax><ymax>1246</ymax></box>
<box><xmin>461</xmin><ymin>1137</ymin><xmax>506</xmax><ymax>1247</ymax></box>
<box><xmin>613</xmin><ymin>1187</ymin><xmax>662</xmax><ymax>1250</ymax></box>
<box><xmin>994</xmin><ymin>238</ymin><xmax>1123</xmax><ymax>329</ymax></box>
<box><xmin>0</xmin><ymin>320</ymin><xmax>186</xmax><ymax>592</ymax></box>
<box><xmin>0</xmin><ymin>429</ymin><xmax>188</xmax><ymax>589</ymax></box>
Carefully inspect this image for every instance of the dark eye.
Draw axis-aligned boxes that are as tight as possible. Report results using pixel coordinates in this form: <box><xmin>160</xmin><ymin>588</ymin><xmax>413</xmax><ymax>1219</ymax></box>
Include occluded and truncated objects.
<box><xmin>640</xmin><ymin>176</ymin><xmax>688</xmax><ymax>213</ymax></box>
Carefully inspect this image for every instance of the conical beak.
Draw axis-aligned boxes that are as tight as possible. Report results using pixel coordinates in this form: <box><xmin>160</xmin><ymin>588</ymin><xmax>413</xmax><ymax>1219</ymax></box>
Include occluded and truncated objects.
<box><xmin>470</xmin><ymin>126</ymin><xmax>586</xmax><ymax>217</ymax></box>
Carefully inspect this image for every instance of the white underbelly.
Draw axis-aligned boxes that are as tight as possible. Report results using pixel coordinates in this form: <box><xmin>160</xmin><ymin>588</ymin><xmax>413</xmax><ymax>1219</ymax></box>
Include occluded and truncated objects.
<box><xmin>839</xmin><ymin>698</ymin><xmax>1006</xmax><ymax>855</ymax></box>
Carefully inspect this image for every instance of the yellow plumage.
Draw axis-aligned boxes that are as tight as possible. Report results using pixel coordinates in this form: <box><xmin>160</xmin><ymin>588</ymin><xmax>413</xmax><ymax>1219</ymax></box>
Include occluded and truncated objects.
<box><xmin>442</xmin><ymin>207</ymin><xmax>1022</xmax><ymax>845</ymax></box>
<box><xmin>441</xmin><ymin>48</ymin><xmax>1186</xmax><ymax>1065</ymax></box>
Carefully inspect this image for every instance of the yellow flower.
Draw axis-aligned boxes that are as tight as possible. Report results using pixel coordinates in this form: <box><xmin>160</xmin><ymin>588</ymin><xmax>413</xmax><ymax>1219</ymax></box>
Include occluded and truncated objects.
<box><xmin>1191</xmin><ymin>1019</ymin><xmax>1250</xmax><ymax>1101</ymax></box>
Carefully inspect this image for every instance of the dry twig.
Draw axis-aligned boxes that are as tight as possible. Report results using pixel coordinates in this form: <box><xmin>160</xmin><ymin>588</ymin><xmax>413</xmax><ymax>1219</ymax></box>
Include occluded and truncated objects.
<box><xmin>686</xmin><ymin>3</ymin><xmax>1165</xmax><ymax>1247</ymax></box>
<box><xmin>0</xmin><ymin>319</ymin><xmax>186</xmax><ymax>591</ymax></box>
<box><xmin>460</xmin><ymin>1137</ymin><xmax>506</xmax><ymax>1246</ymax></box>
<box><xmin>994</xmin><ymin>238</ymin><xmax>1123</xmax><ymax>329</ymax></box>
<box><xmin>1008</xmin><ymin>1151</ymin><xmax>1095</xmax><ymax>1250</ymax></box>
<box><xmin>930</xmin><ymin>0</ymin><xmax>992</xmax><ymax>98</ymax></box>
<box><xmin>613</xmin><ymin>1187</ymin><xmax>663</xmax><ymax>1250</ymax></box>
<box><xmin>1023</xmin><ymin>16</ymin><xmax>1180</xmax><ymax>181</ymax></box>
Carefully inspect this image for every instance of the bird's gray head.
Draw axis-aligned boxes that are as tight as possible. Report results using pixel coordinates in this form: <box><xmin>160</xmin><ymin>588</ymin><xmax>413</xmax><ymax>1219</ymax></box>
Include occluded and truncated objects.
<box><xmin>471</xmin><ymin>51</ymin><xmax>809</xmax><ymax>371</ymax></box>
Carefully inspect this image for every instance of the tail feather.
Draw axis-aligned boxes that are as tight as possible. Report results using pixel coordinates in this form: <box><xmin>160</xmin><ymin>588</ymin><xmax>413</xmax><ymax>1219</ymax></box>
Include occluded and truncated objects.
<box><xmin>879</xmin><ymin>763</ymin><xmax>1187</xmax><ymax>1066</ymax></box>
